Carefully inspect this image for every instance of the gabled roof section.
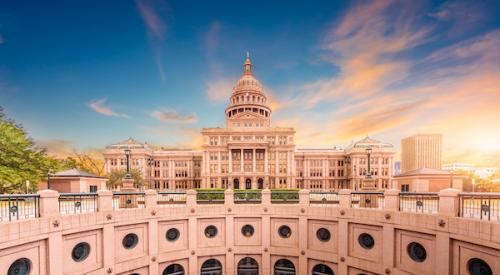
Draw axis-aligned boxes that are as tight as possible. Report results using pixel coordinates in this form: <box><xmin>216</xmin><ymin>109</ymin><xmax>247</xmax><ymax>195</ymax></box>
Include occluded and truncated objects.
<box><xmin>53</xmin><ymin>169</ymin><xmax>104</xmax><ymax>178</ymax></box>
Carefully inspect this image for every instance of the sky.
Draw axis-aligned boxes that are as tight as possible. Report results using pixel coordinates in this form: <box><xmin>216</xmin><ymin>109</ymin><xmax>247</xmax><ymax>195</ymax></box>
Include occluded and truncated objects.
<box><xmin>1</xmin><ymin>0</ymin><xmax>499</xmax><ymax>166</ymax></box>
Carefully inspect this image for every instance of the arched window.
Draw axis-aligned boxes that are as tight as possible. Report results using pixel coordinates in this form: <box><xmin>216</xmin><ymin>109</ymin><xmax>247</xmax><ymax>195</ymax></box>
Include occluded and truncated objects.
<box><xmin>238</xmin><ymin>257</ymin><xmax>259</xmax><ymax>275</ymax></box>
<box><xmin>201</xmin><ymin>259</ymin><xmax>222</xmax><ymax>275</ymax></box>
<box><xmin>312</xmin><ymin>264</ymin><xmax>334</xmax><ymax>275</ymax></box>
<box><xmin>162</xmin><ymin>264</ymin><xmax>184</xmax><ymax>275</ymax></box>
<box><xmin>274</xmin><ymin>259</ymin><xmax>295</xmax><ymax>275</ymax></box>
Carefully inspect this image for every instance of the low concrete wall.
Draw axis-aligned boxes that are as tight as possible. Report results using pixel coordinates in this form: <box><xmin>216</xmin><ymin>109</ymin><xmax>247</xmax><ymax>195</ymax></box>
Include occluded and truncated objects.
<box><xmin>0</xmin><ymin>189</ymin><xmax>498</xmax><ymax>275</ymax></box>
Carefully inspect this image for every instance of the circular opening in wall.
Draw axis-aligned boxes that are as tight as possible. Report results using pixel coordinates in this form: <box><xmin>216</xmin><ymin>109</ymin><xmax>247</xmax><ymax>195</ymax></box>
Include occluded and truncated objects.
<box><xmin>278</xmin><ymin>225</ymin><xmax>292</xmax><ymax>238</ymax></box>
<box><xmin>122</xmin><ymin>233</ymin><xmax>139</xmax><ymax>249</ymax></box>
<box><xmin>467</xmin><ymin>258</ymin><xmax>492</xmax><ymax>275</ymax></box>
<box><xmin>166</xmin><ymin>228</ymin><xmax>180</xmax><ymax>242</ymax></box>
<box><xmin>358</xmin><ymin>233</ymin><xmax>375</xmax><ymax>249</ymax></box>
<box><xmin>204</xmin><ymin>225</ymin><xmax>218</xmax><ymax>238</ymax></box>
<box><xmin>241</xmin><ymin>224</ymin><xmax>254</xmax><ymax>237</ymax></box>
<box><xmin>316</xmin><ymin>228</ymin><xmax>331</xmax><ymax>242</ymax></box>
<box><xmin>72</xmin><ymin>242</ymin><xmax>91</xmax><ymax>262</ymax></box>
<box><xmin>407</xmin><ymin>242</ymin><xmax>427</xmax><ymax>262</ymax></box>
<box><xmin>8</xmin><ymin>258</ymin><xmax>31</xmax><ymax>275</ymax></box>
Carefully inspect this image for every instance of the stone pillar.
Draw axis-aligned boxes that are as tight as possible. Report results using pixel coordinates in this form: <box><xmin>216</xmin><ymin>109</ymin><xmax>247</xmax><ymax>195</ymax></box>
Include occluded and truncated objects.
<box><xmin>264</xmin><ymin>149</ymin><xmax>268</xmax><ymax>174</ymax></box>
<box><xmin>240</xmin><ymin>149</ymin><xmax>244</xmax><ymax>173</ymax></box>
<box><xmin>339</xmin><ymin>189</ymin><xmax>352</xmax><ymax>208</ymax></box>
<box><xmin>384</xmin><ymin>189</ymin><xmax>400</xmax><ymax>211</ymax></box>
<box><xmin>144</xmin><ymin>189</ymin><xmax>158</xmax><ymax>208</ymax></box>
<box><xmin>262</xmin><ymin>188</ymin><xmax>271</xmax><ymax>205</ymax></box>
<box><xmin>252</xmin><ymin>148</ymin><xmax>256</xmax><ymax>173</ymax></box>
<box><xmin>225</xmin><ymin>189</ymin><xmax>234</xmax><ymax>207</ymax></box>
<box><xmin>299</xmin><ymin>189</ymin><xmax>310</xmax><ymax>206</ymax></box>
<box><xmin>97</xmin><ymin>189</ymin><xmax>113</xmax><ymax>212</ymax></box>
<box><xmin>229</xmin><ymin>149</ymin><xmax>233</xmax><ymax>173</ymax></box>
<box><xmin>37</xmin><ymin>189</ymin><xmax>59</xmax><ymax>218</ymax></box>
<box><xmin>186</xmin><ymin>189</ymin><xmax>197</xmax><ymax>207</ymax></box>
<box><xmin>438</xmin><ymin>188</ymin><xmax>460</xmax><ymax>216</ymax></box>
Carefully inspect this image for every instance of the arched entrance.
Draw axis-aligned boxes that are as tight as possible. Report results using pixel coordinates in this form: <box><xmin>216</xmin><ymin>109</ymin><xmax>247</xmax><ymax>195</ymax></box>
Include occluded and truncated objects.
<box><xmin>274</xmin><ymin>259</ymin><xmax>295</xmax><ymax>275</ymax></box>
<box><xmin>234</xmin><ymin>178</ymin><xmax>240</xmax><ymax>189</ymax></box>
<box><xmin>162</xmin><ymin>264</ymin><xmax>184</xmax><ymax>275</ymax></box>
<box><xmin>245</xmin><ymin>178</ymin><xmax>252</xmax><ymax>189</ymax></box>
<box><xmin>257</xmin><ymin>178</ymin><xmax>264</xmax><ymax>189</ymax></box>
<box><xmin>237</xmin><ymin>257</ymin><xmax>259</xmax><ymax>275</ymax></box>
<box><xmin>201</xmin><ymin>259</ymin><xmax>222</xmax><ymax>275</ymax></box>
<box><xmin>312</xmin><ymin>264</ymin><xmax>334</xmax><ymax>275</ymax></box>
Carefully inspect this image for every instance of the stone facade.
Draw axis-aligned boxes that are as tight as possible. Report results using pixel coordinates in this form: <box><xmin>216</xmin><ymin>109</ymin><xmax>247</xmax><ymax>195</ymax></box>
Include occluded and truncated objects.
<box><xmin>104</xmin><ymin>55</ymin><xmax>395</xmax><ymax>191</ymax></box>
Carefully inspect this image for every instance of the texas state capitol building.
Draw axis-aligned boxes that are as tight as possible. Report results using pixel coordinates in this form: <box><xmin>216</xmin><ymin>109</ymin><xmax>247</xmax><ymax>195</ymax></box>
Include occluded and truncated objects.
<box><xmin>104</xmin><ymin>55</ymin><xmax>395</xmax><ymax>191</ymax></box>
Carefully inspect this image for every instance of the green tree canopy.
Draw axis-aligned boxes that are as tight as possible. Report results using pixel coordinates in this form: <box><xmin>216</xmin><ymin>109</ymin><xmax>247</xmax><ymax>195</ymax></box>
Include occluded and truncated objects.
<box><xmin>0</xmin><ymin>108</ymin><xmax>66</xmax><ymax>193</ymax></box>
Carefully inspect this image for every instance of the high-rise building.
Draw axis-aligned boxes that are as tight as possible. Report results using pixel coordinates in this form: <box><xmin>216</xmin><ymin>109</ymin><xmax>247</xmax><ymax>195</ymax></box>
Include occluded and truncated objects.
<box><xmin>401</xmin><ymin>134</ymin><xmax>442</xmax><ymax>173</ymax></box>
<box><xmin>104</xmin><ymin>54</ymin><xmax>396</xmax><ymax>191</ymax></box>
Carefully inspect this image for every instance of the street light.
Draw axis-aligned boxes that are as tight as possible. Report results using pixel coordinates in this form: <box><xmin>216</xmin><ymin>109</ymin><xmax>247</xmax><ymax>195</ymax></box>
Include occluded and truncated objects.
<box><xmin>124</xmin><ymin>148</ymin><xmax>132</xmax><ymax>179</ymax></box>
<box><xmin>366</xmin><ymin>147</ymin><xmax>372</xmax><ymax>179</ymax></box>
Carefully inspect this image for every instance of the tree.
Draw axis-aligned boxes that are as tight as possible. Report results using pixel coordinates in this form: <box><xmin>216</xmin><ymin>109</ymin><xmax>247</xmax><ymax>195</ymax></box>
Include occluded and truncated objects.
<box><xmin>0</xmin><ymin>108</ymin><xmax>60</xmax><ymax>193</ymax></box>
<box><xmin>106</xmin><ymin>169</ymin><xmax>143</xmax><ymax>190</ymax></box>
<box><xmin>71</xmin><ymin>151</ymin><xmax>105</xmax><ymax>176</ymax></box>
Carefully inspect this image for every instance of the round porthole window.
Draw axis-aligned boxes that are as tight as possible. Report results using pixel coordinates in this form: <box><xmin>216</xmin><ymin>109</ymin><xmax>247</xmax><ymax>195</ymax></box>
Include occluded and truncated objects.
<box><xmin>166</xmin><ymin>228</ymin><xmax>180</xmax><ymax>242</ymax></box>
<box><xmin>316</xmin><ymin>228</ymin><xmax>331</xmax><ymax>242</ymax></box>
<box><xmin>468</xmin><ymin>258</ymin><xmax>492</xmax><ymax>275</ymax></box>
<box><xmin>358</xmin><ymin>233</ymin><xmax>375</xmax><ymax>249</ymax></box>
<box><xmin>8</xmin><ymin>258</ymin><xmax>31</xmax><ymax>275</ymax></box>
<box><xmin>122</xmin><ymin>233</ymin><xmax>139</xmax><ymax>249</ymax></box>
<box><xmin>241</xmin><ymin>224</ymin><xmax>254</xmax><ymax>237</ymax></box>
<box><xmin>278</xmin><ymin>225</ymin><xmax>292</xmax><ymax>238</ymax></box>
<box><xmin>407</xmin><ymin>242</ymin><xmax>427</xmax><ymax>262</ymax></box>
<box><xmin>205</xmin><ymin>225</ymin><xmax>218</xmax><ymax>238</ymax></box>
<box><xmin>72</xmin><ymin>242</ymin><xmax>90</xmax><ymax>262</ymax></box>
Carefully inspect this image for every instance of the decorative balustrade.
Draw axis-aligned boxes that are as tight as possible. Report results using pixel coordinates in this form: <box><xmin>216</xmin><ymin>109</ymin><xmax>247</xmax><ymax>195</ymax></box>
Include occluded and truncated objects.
<box><xmin>112</xmin><ymin>192</ymin><xmax>145</xmax><ymax>209</ymax></box>
<box><xmin>459</xmin><ymin>192</ymin><xmax>500</xmax><ymax>221</ymax></box>
<box><xmin>0</xmin><ymin>194</ymin><xmax>39</xmax><ymax>222</ymax></box>
<box><xmin>157</xmin><ymin>191</ymin><xmax>186</xmax><ymax>206</ymax></box>
<box><xmin>234</xmin><ymin>190</ymin><xmax>262</xmax><ymax>204</ymax></box>
<box><xmin>351</xmin><ymin>191</ymin><xmax>384</xmax><ymax>209</ymax></box>
<box><xmin>2</xmin><ymin>189</ymin><xmax>500</xmax><ymax>223</ymax></box>
<box><xmin>59</xmin><ymin>193</ymin><xmax>98</xmax><ymax>215</ymax></box>
<box><xmin>196</xmin><ymin>189</ymin><xmax>225</xmax><ymax>204</ymax></box>
<box><xmin>309</xmin><ymin>192</ymin><xmax>339</xmax><ymax>205</ymax></box>
<box><xmin>271</xmin><ymin>189</ymin><xmax>299</xmax><ymax>203</ymax></box>
<box><xmin>399</xmin><ymin>192</ymin><xmax>439</xmax><ymax>214</ymax></box>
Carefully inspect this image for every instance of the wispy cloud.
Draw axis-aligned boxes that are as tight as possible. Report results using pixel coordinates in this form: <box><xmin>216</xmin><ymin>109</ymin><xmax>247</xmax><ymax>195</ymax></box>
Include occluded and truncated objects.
<box><xmin>151</xmin><ymin>109</ymin><xmax>198</xmax><ymax>123</ymax></box>
<box><xmin>88</xmin><ymin>98</ymin><xmax>129</xmax><ymax>118</ymax></box>
<box><xmin>136</xmin><ymin>0</ymin><xmax>170</xmax><ymax>82</ymax></box>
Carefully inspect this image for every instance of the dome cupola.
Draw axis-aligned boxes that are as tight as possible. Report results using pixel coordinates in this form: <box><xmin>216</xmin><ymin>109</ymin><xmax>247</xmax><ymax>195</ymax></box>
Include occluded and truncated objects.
<box><xmin>225</xmin><ymin>52</ymin><xmax>272</xmax><ymax>128</ymax></box>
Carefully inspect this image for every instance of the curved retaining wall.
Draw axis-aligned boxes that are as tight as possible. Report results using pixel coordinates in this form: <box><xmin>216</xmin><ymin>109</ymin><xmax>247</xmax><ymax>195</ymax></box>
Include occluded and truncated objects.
<box><xmin>0</xmin><ymin>189</ymin><xmax>498</xmax><ymax>275</ymax></box>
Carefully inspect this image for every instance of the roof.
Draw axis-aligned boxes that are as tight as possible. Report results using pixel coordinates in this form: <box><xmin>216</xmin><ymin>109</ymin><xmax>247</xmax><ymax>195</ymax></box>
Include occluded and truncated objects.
<box><xmin>53</xmin><ymin>169</ymin><xmax>104</xmax><ymax>178</ymax></box>
<box><xmin>396</xmin><ymin>168</ymin><xmax>451</xmax><ymax>177</ymax></box>
<box><xmin>106</xmin><ymin>137</ymin><xmax>149</xmax><ymax>149</ymax></box>
<box><xmin>346</xmin><ymin>136</ymin><xmax>394</xmax><ymax>150</ymax></box>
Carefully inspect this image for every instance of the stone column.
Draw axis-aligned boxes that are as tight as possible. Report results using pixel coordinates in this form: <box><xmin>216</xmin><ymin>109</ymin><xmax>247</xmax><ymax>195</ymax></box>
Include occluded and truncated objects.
<box><xmin>144</xmin><ymin>189</ymin><xmax>158</xmax><ymax>208</ymax></box>
<box><xmin>384</xmin><ymin>189</ymin><xmax>400</xmax><ymax>211</ymax></box>
<box><xmin>229</xmin><ymin>149</ymin><xmax>233</xmax><ymax>173</ymax></box>
<box><xmin>240</xmin><ymin>149</ymin><xmax>244</xmax><ymax>173</ymax></box>
<box><xmin>252</xmin><ymin>148</ymin><xmax>256</xmax><ymax>173</ymax></box>
<box><xmin>186</xmin><ymin>189</ymin><xmax>197</xmax><ymax>207</ymax></box>
<box><xmin>438</xmin><ymin>188</ymin><xmax>460</xmax><ymax>217</ymax></box>
<box><xmin>339</xmin><ymin>189</ymin><xmax>352</xmax><ymax>208</ymax></box>
<box><xmin>225</xmin><ymin>189</ymin><xmax>234</xmax><ymax>207</ymax></box>
<box><xmin>299</xmin><ymin>189</ymin><xmax>310</xmax><ymax>206</ymax></box>
<box><xmin>38</xmin><ymin>189</ymin><xmax>60</xmax><ymax>218</ymax></box>
<box><xmin>97</xmin><ymin>189</ymin><xmax>113</xmax><ymax>212</ymax></box>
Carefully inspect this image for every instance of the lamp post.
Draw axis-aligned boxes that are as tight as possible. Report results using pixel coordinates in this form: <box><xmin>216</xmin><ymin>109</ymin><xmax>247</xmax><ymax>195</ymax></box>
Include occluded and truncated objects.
<box><xmin>47</xmin><ymin>169</ymin><xmax>53</xmax><ymax>190</ymax></box>
<box><xmin>124</xmin><ymin>149</ymin><xmax>132</xmax><ymax>180</ymax></box>
<box><xmin>366</xmin><ymin>148</ymin><xmax>372</xmax><ymax>179</ymax></box>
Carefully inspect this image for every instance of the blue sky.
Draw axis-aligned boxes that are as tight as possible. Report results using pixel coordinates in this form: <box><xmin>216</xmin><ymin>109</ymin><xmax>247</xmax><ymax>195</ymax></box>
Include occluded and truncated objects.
<box><xmin>1</xmin><ymin>0</ymin><xmax>499</xmax><ymax>165</ymax></box>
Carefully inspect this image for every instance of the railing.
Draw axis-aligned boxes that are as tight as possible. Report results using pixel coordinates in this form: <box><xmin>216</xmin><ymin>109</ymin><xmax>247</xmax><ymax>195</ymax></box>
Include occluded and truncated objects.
<box><xmin>157</xmin><ymin>191</ymin><xmax>186</xmax><ymax>206</ymax></box>
<box><xmin>459</xmin><ymin>193</ymin><xmax>500</xmax><ymax>221</ymax></box>
<box><xmin>351</xmin><ymin>192</ymin><xmax>384</xmax><ymax>209</ymax></box>
<box><xmin>196</xmin><ymin>190</ymin><xmax>225</xmax><ymax>204</ymax></box>
<box><xmin>0</xmin><ymin>194</ymin><xmax>40</xmax><ymax>222</ymax></box>
<box><xmin>234</xmin><ymin>190</ymin><xmax>262</xmax><ymax>204</ymax></box>
<box><xmin>59</xmin><ymin>193</ymin><xmax>98</xmax><ymax>215</ymax></box>
<box><xmin>271</xmin><ymin>190</ymin><xmax>299</xmax><ymax>203</ymax></box>
<box><xmin>399</xmin><ymin>192</ymin><xmax>439</xmax><ymax>214</ymax></box>
<box><xmin>112</xmin><ymin>192</ymin><xmax>145</xmax><ymax>209</ymax></box>
<box><xmin>309</xmin><ymin>192</ymin><xmax>339</xmax><ymax>205</ymax></box>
